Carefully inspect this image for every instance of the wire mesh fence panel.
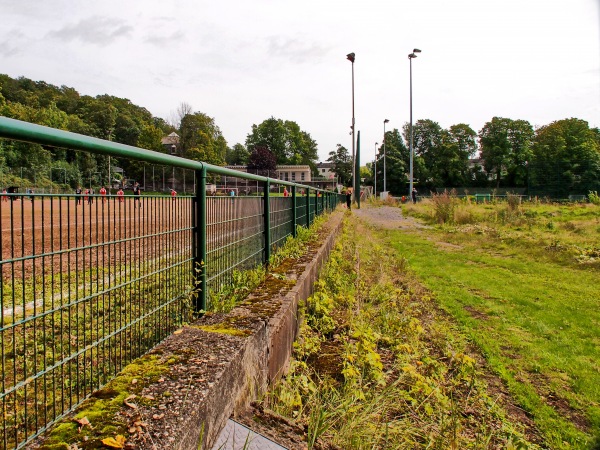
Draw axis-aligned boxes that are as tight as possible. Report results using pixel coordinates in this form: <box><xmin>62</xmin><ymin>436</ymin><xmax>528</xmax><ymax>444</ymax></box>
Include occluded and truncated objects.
<box><xmin>296</xmin><ymin>198</ymin><xmax>307</xmax><ymax>229</ymax></box>
<box><xmin>205</xmin><ymin>196</ymin><xmax>264</xmax><ymax>308</ymax></box>
<box><xmin>0</xmin><ymin>117</ymin><xmax>343</xmax><ymax>449</ymax></box>
<box><xmin>270</xmin><ymin>197</ymin><xmax>294</xmax><ymax>251</ymax></box>
<box><xmin>0</xmin><ymin>193</ymin><xmax>194</xmax><ymax>448</ymax></box>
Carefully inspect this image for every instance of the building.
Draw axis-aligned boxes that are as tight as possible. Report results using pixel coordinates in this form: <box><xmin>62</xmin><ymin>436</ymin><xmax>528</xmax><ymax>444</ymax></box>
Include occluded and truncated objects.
<box><xmin>316</xmin><ymin>162</ymin><xmax>335</xmax><ymax>179</ymax></box>
<box><xmin>223</xmin><ymin>165</ymin><xmax>337</xmax><ymax>191</ymax></box>
<box><xmin>224</xmin><ymin>165</ymin><xmax>311</xmax><ymax>182</ymax></box>
<box><xmin>161</xmin><ymin>132</ymin><xmax>180</xmax><ymax>154</ymax></box>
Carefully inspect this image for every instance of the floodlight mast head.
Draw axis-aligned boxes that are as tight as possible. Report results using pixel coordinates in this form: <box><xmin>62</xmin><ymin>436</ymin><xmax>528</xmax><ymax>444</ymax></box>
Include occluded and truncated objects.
<box><xmin>346</xmin><ymin>52</ymin><xmax>355</xmax><ymax>63</ymax></box>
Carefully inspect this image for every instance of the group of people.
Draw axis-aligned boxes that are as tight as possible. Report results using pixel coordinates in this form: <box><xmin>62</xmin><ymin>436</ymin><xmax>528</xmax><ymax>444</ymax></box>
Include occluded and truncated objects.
<box><xmin>74</xmin><ymin>183</ymin><xmax>142</xmax><ymax>207</ymax></box>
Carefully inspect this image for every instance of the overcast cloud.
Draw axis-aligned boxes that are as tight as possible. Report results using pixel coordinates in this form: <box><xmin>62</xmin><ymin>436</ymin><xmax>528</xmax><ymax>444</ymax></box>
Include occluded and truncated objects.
<box><xmin>1</xmin><ymin>0</ymin><xmax>599</xmax><ymax>162</ymax></box>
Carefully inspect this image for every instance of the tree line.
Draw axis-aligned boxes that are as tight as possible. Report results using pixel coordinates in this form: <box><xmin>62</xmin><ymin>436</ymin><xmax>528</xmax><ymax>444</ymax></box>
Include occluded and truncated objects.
<box><xmin>328</xmin><ymin>118</ymin><xmax>600</xmax><ymax>197</ymax></box>
<box><xmin>0</xmin><ymin>75</ymin><xmax>319</xmax><ymax>190</ymax></box>
<box><xmin>1</xmin><ymin>74</ymin><xmax>598</xmax><ymax>197</ymax></box>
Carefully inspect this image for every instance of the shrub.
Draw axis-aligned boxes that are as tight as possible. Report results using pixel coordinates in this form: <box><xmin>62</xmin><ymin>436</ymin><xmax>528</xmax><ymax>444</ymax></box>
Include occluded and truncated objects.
<box><xmin>431</xmin><ymin>190</ymin><xmax>457</xmax><ymax>224</ymax></box>
<box><xmin>588</xmin><ymin>191</ymin><xmax>600</xmax><ymax>205</ymax></box>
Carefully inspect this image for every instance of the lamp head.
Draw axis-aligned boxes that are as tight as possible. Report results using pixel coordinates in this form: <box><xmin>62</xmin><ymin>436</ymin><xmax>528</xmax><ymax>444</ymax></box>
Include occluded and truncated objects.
<box><xmin>413</xmin><ymin>48</ymin><xmax>421</xmax><ymax>53</ymax></box>
<box><xmin>346</xmin><ymin>52</ymin><xmax>355</xmax><ymax>62</ymax></box>
<box><xmin>384</xmin><ymin>119</ymin><xmax>389</xmax><ymax>124</ymax></box>
<box><xmin>409</xmin><ymin>53</ymin><xmax>417</xmax><ymax>59</ymax></box>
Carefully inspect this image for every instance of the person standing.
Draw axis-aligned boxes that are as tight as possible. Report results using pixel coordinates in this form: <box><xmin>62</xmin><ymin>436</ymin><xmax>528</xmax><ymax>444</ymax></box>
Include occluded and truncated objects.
<box><xmin>283</xmin><ymin>187</ymin><xmax>289</xmax><ymax>197</ymax></box>
<box><xmin>117</xmin><ymin>187</ymin><xmax>124</xmax><ymax>203</ymax></box>
<box><xmin>99</xmin><ymin>186</ymin><xmax>107</xmax><ymax>204</ymax></box>
<box><xmin>2</xmin><ymin>188</ymin><xmax>7</xmax><ymax>203</ymax></box>
<box><xmin>133</xmin><ymin>182</ymin><xmax>141</xmax><ymax>208</ymax></box>
<box><xmin>411</xmin><ymin>187</ymin><xmax>418</xmax><ymax>204</ymax></box>
<box><xmin>87</xmin><ymin>188</ymin><xmax>94</xmax><ymax>205</ymax></box>
<box><xmin>345</xmin><ymin>188</ymin><xmax>352</xmax><ymax>210</ymax></box>
<box><xmin>75</xmin><ymin>186</ymin><xmax>82</xmax><ymax>205</ymax></box>
<box><xmin>171</xmin><ymin>188</ymin><xmax>177</xmax><ymax>201</ymax></box>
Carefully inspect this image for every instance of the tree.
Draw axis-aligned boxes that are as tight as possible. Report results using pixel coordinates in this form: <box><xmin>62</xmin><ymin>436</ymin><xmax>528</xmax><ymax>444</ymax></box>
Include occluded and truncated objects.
<box><xmin>530</xmin><ymin>118</ymin><xmax>600</xmax><ymax>197</ymax></box>
<box><xmin>179</xmin><ymin>111</ymin><xmax>227</xmax><ymax>166</ymax></box>
<box><xmin>479</xmin><ymin>117</ymin><xmax>534</xmax><ymax>187</ymax></box>
<box><xmin>247</xmin><ymin>146</ymin><xmax>277</xmax><ymax>177</ymax></box>
<box><xmin>226</xmin><ymin>143</ymin><xmax>250</xmax><ymax>166</ymax></box>
<box><xmin>327</xmin><ymin>144</ymin><xmax>352</xmax><ymax>186</ymax></box>
<box><xmin>436</xmin><ymin>124</ymin><xmax>477</xmax><ymax>187</ymax></box>
<box><xmin>245</xmin><ymin>117</ymin><xmax>319</xmax><ymax>170</ymax></box>
<box><xmin>378</xmin><ymin>128</ymin><xmax>409</xmax><ymax>195</ymax></box>
<box><xmin>402</xmin><ymin>120</ymin><xmax>443</xmax><ymax>189</ymax></box>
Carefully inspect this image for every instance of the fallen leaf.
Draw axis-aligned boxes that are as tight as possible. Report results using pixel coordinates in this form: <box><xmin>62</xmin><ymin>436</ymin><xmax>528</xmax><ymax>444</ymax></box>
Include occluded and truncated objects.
<box><xmin>74</xmin><ymin>417</ymin><xmax>92</xmax><ymax>432</ymax></box>
<box><xmin>124</xmin><ymin>394</ymin><xmax>138</xmax><ymax>409</ymax></box>
<box><xmin>101</xmin><ymin>435</ymin><xmax>126</xmax><ymax>448</ymax></box>
<box><xmin>173</xmin><ymin>329</ymin><xmax>183</xmax><ymax>335</ymax></box>
<box><xmin>158</xmin><ymin>378</ymin><xmax>165</xmax><ymax>383</ymax></box>
<box><xmin>131</xmin><ymin>379</ymin><xmax>138</xmax><ymax>385</ymax></box>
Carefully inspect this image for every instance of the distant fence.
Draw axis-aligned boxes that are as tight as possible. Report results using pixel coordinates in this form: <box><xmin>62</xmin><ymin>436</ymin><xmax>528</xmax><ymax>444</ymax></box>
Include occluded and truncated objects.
<box><xmin>0</xmin><ymin>117</ymin><xmax>342</xmax><ymax>449</ymax></box>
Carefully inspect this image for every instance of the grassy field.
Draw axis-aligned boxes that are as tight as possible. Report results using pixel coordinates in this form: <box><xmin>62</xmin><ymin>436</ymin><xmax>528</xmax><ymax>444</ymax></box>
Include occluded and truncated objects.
<box><xmin>266</xmin><ymin>198</ymin><xmax>600</xmax><ymax>449</ymax></box>
<box><xmin>397</xmin><ymin>196</ymin><xmax>600</xmax><ymax>447</ymax></box>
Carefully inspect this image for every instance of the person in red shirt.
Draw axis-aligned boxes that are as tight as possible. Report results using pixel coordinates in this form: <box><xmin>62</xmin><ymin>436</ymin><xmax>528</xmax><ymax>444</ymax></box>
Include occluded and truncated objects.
<box><xmin>117</xmin><ymin>188</ymin><xmax>124</xmax><ymax>203</ymax></box>
<box><xmin>171</xmin><ymin>188</ymin><xmax>177</xmax><ymax>200</ymax></box>
<box><xmin>99</xmin><ymin>186</ymin><xmax>107</xmax><ymax>203</ymax></box>
<box><xmin>283</xmin><ymin>187</ymin><xmax>289</xmax><ymax>197</ymax></box>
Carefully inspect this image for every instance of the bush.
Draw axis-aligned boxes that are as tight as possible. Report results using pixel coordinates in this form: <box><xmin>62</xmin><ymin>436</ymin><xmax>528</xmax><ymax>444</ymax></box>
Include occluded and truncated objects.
<box><xmin>431</xmin><ymin>190</ymin><xmax>457</xmax><ymax>224</ymax></box>
<box><xmin>589</xmin><ymin>191</ymin><xmax>600</xmax><ymax>205</ymax></box>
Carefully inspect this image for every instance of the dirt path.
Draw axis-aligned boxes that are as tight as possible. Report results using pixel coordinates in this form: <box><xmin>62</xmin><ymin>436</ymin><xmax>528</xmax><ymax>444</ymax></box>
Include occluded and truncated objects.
<box><xmin>352</xmin><ymin>203</ymin><xmax>426</xmax><ymax>230</ymax></box>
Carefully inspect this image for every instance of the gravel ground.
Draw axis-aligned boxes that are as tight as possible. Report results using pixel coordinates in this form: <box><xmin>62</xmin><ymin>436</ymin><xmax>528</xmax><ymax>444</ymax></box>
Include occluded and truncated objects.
<box><xmin>351</xmin><ymin>203</ymin><xmax>426</xmax><ymax>230</ymax></box>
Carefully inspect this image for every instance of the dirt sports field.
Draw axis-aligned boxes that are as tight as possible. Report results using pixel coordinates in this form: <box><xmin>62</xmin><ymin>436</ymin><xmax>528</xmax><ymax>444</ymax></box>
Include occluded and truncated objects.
<box><xmin>0</xmin><ymin>194</ymin><xmax>191</xmax><ymax>284</ymax></box>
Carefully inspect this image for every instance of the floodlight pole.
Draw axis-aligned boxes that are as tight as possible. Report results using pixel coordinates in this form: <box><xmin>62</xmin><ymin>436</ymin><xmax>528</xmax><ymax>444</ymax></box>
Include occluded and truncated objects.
<box><xmin>347</xmin><ymin>52</ymin><xmax>356</xmax><ymax>203</ymax></box>
<box><xmin>374</xmin><ymin>142</ymin><xmax>378</xmax><ymax>197</ymax></box>
<box><xmin>383</xmin><ymin>119</ymin><xmax>389</xmax><ymax>193</ymax></box>
<box><xmin>409</xmin><ymin>48</ymin><xmax>421</xmax><ymax>197</ymax></box>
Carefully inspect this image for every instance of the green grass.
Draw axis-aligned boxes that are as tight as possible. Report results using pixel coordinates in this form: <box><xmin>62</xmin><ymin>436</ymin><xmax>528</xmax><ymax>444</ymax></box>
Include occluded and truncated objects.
<box><xmin>396</xmin><ymin>199</ymin><xmax>600</xmax><ymax>448</ymax></box>
<box><xmin>267</xmin><ymin>212</ymin><xmax>542</xmax><ymax>449</ymax></box>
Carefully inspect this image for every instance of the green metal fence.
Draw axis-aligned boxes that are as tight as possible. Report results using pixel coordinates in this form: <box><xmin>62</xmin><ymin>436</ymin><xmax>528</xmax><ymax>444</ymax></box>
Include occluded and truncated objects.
<box><xmin>0</xmin><ymin>117</ymin><xmax>342</xmax><ymax>449</ymax></box>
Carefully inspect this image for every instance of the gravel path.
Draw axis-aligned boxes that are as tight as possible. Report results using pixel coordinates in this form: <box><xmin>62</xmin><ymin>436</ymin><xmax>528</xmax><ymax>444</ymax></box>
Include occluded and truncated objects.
<box><xmin>351</xmin><ymin>204</ymin><xmax>426</xmax><ymax>230</ymax></box>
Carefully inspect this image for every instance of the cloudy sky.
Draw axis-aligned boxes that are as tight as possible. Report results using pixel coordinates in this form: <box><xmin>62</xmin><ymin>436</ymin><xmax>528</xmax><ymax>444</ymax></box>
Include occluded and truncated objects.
<box><xmin>1</xmin><ymin>0</ymin><xmax>599</xmax><ymax>162</ymax></box>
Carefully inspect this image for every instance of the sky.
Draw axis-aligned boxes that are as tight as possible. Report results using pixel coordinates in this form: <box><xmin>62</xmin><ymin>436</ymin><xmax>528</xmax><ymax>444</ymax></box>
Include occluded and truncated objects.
<box><xmin>1</xmin><ymin>0</ymin><xmax>599</xmax><ymax>163</ymax></box>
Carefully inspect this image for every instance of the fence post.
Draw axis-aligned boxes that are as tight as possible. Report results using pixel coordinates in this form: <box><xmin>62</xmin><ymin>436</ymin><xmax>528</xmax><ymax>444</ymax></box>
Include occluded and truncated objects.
<box><xmin>263</xmin><ymin>179</ymin><xmax>271</xmax><ymax>264</ymax></box>
<box><xmin>314</xmin><ymin>189</ymin><xmax>318</xmax><ymax>219</ymax></box>
<box><xmin>306</xmin><ymin>188</ymin><xmax>310</xmax><ymax>227</ymax></box>
<box><xmin>194</xmin><ymin>167</ymin><xmax>207</xmax><ymax>312</ymax></box>
<box><xmin>292</xmin><ymin>184</ymin><xmax>297</xmax><ymax>238</ymax></box>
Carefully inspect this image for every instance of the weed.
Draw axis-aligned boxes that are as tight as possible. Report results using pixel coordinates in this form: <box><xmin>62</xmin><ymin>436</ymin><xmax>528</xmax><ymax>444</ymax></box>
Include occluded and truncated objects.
<box><xmin>431</xmin><ymin>190</ymin><xmax>458</xmax><ymax>224</ymax></box>
<box><xmin>266</xmin><ymin>215</ymin><xmax>540</xmax><ymax>449</ymax></box>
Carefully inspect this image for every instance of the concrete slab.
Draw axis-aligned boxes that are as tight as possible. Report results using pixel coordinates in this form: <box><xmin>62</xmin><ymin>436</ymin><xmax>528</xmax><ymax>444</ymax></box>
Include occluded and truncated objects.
<box><xmin>212</xmin><ymin>419</ymin><xmax>287</xmax><ymax>450</ymax></box>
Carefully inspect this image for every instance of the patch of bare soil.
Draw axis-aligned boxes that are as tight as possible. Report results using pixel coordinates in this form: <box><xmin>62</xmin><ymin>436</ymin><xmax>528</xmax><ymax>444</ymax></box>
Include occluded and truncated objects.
<box><xmin>463</xmin><ymin>305</ymin><xmax>489</xmax><ymax>321</ymax></box>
